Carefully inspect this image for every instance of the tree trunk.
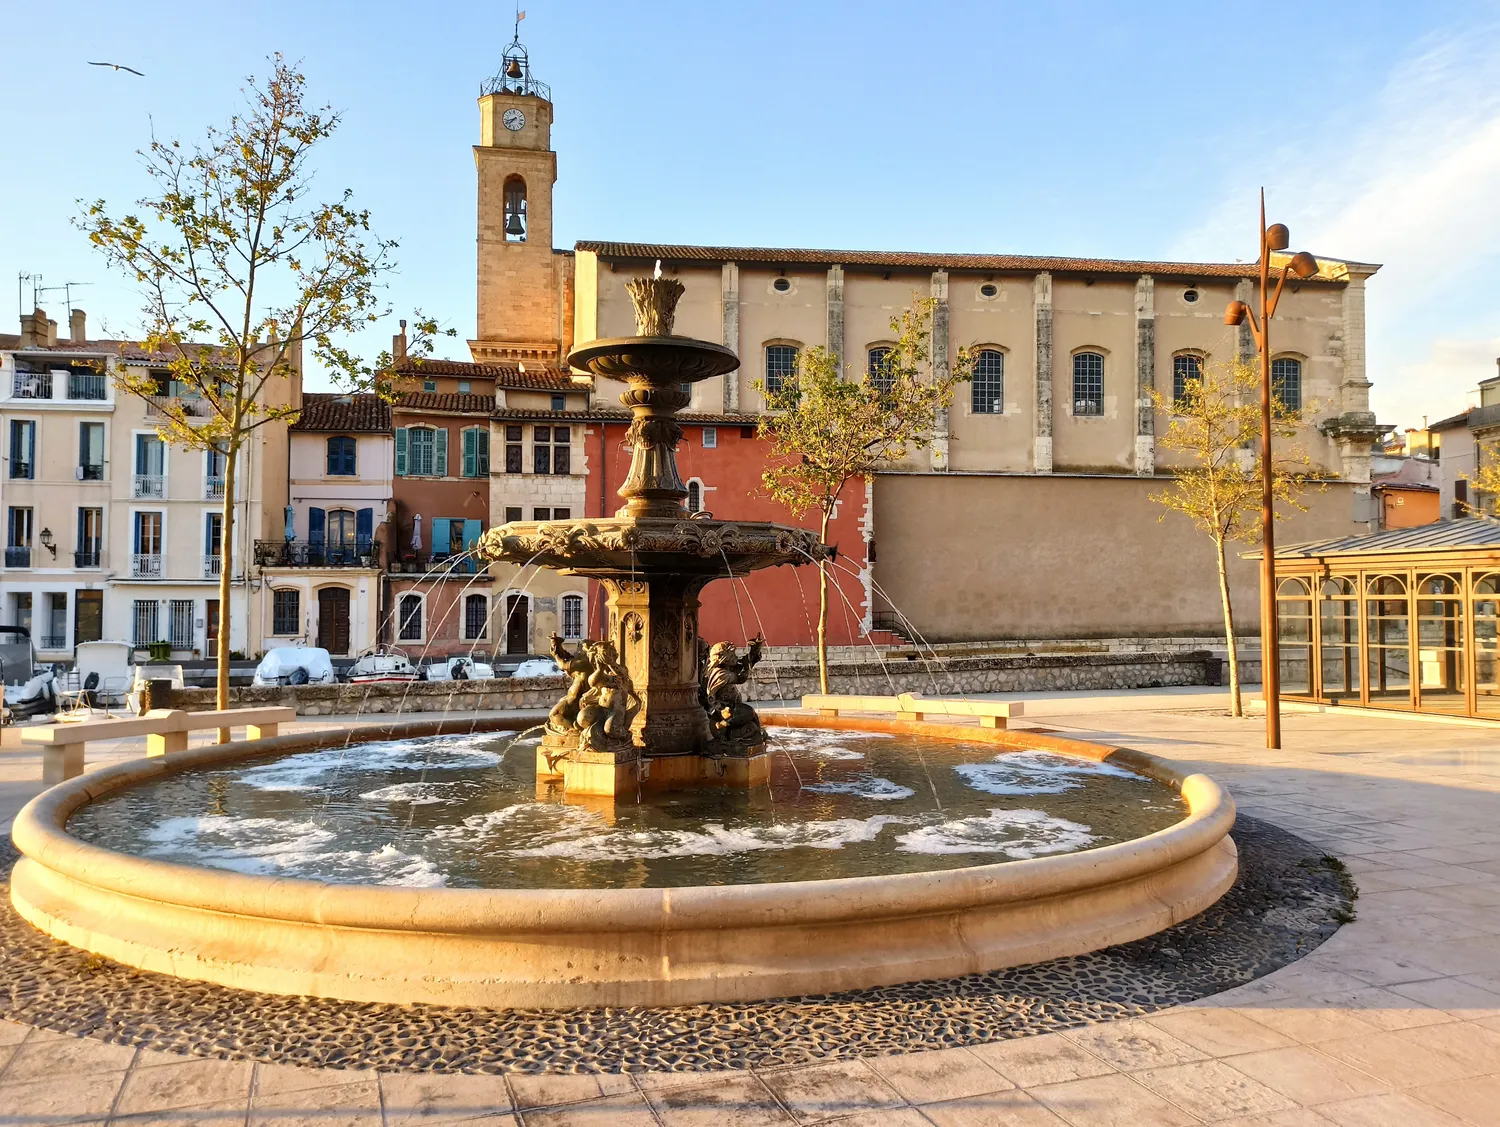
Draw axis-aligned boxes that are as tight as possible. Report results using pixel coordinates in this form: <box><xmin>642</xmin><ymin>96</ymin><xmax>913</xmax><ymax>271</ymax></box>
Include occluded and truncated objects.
<box><xmin>1214</xmin><ymin>532</ymin><xmax>1242</xmax><ymax>717</ymax></box>
<box><xmin>817</xmin><ymin>508</ymin><xmax>831</xmax><ymax>695</ymax></box>
<box><xmin>217</xmin><ymin>439</ymin><xmax>238</xmax><ymax>742</ymax></box>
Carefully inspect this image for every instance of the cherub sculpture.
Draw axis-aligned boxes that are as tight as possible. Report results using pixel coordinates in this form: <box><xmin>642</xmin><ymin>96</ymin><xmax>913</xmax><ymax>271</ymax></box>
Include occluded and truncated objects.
<box><xmin>574</xmin><ymin>639</ymin><xmax>641</xmax><ymax>754</ymax></box>
<box><xmin>546</xmin><ymin>633</ymin><xmax>593</xmax><ymax>738</ymax></box>
<box><xmin>702</xmin><ymin>636</ymin><xmax>765</xmax><ymax>750</ymax></box>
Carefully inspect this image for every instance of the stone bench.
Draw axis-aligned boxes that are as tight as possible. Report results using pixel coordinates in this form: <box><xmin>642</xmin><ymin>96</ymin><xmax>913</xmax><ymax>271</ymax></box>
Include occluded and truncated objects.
<box><xmin>801</xmin><ymin>694</ymin><xmax>1024</xmax><ymax>729</ymax></box>
<box><xmin>22</xmin><ymin>706</ymin><xmax>296</xmax><ymax>784</ymax></box>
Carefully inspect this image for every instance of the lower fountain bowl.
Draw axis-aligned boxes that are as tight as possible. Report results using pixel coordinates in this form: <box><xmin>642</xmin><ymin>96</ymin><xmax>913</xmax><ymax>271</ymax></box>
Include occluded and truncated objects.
<box><xmin>9</xmin><ymin>715</ymin><xmax>1236</xmax><ymax>1009</ymax></box>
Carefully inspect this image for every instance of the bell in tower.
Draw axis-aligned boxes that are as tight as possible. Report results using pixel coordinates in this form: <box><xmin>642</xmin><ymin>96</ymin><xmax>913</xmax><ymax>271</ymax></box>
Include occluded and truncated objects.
<box><xmin>504</xmin><ymin>178</ymin><xmax>527</xmax><ymax>241</ymax></box>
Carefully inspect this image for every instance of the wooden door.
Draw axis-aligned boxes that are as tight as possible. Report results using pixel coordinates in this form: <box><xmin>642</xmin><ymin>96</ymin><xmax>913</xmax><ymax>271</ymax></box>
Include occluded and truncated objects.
<box><xmin>505</xmin><ymin>594</ymin><xmax>529</xmax><ymax>655</ymax></box>
<box><xmin>205</xmin><ymin>598</ymin><xmax>220</xmax><ymax>658</ymax></box>
<box><xmin>318</xmin><ymin>588</ymin><xmax>351</xmax><ymax>655</ymax></box>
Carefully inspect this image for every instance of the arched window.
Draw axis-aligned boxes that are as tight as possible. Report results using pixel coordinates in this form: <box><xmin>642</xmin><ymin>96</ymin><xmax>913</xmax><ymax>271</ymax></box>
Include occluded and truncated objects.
<box><xmin>686</xmin><ymin>479</ymin><xmax>703</xmax><ymax>513</ymax></box>
<box><xmin>765</xmin><ymin>344</ymin><xmax>798</xmax><ymax>395</ymax></box>
<box><xmin>1072</xmin><ymin>352</ymin><xmax>1104</xmax><ymax>416</ymax></box>
<box><xmin>326</xmin><ymin>435</ymin><xmax>356</xmax><ymax>476</ymax></box>
<box><xmin>503</xmin><ymin>176</ymin><xmax>527</xmax><ymax>242</ymax></box>
<box><xmin>271</xmin><ymin>589</ymin><xmax>300</xmax><ymax>636</ymax></box>
<box><xmin>463</xmin><ymin>593</ymin><xmax>488</xmax><ymax>641</ymax></box>
<box><xmin>561</xmin><ymin>594</ymin><xmax>585</xmax><ymax>640</ymax></box>
<box><xmin>1172</xmin><ymin>354</ymin><xmax>1203</xmax><ymax>408</ymax></box>
<box><xmin>326</xmin><ymin>509</ymin><xmax>357</xmax><ymax>552</ymax></box>
<box><xmin>398</xmin><ymin>594</ymin><xmax>424</xmax><ymax>641</ymax></box>
<box><xmin>867</xmin><ymin>346</ymin><xmax>894</xmax><ymax>393</ymax></box>
<box><xmin>1272</xmin><ymin>358</ymin><xmax>1302</xmax><ymax>412</ymax></box>
<box><xmin>971</xmin><ymin>349</ymin><xmax>1004</xmax><ymax>413</ymax></box>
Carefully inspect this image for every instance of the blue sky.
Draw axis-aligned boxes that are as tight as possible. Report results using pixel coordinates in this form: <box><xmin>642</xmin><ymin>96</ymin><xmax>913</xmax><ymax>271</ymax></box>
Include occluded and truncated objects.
<box><xmin>4</xmin><ymin>0</ymin><xmax>1498</xmax><ymax>428</ymax></box>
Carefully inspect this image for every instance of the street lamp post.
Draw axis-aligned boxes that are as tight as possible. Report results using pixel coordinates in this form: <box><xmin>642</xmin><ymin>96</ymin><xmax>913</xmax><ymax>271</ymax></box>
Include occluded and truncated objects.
<box><xmin>1223</xmin><ymin>189</ymin><xmax>1320</xmax><ymax>751</ymax></box>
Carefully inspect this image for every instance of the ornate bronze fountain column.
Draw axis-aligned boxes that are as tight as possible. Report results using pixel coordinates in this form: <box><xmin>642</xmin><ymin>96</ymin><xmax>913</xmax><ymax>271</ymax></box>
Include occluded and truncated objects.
<box><xmin>479</xmin><ymin>276</ymin><xmax>827</xmax><ymax>797</ymax></box>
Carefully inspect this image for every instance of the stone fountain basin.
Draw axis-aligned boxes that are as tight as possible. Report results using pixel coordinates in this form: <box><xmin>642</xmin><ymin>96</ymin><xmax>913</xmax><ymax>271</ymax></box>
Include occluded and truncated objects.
<box><xmin>482</xmin><ymin>516</ymin><xmax>824</xmax><ymax>576</ymax></box>
<box><xmin>9</xmin><ymin>715</ymin><xmax>1236</xmax><ymax>1009</ymax></box>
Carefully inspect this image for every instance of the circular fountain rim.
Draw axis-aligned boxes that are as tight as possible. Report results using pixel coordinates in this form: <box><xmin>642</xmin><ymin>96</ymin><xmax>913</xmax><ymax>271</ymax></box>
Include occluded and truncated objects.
<box><xmin>11</xmin><ymin>714</ymin><xmax>1231</xmax><ymax>931</ymax></box>
<box><xmin>567</xmin><ymin>334</ymin><xmax>740</xmax><ymax>381</ymax></box>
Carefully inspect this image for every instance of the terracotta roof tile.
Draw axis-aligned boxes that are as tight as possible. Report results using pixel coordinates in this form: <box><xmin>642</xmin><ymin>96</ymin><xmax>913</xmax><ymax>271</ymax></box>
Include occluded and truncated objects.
<box><xmin>393</xmin><ymin>358</ymin><xmax>578</xmax><ymax>391</ymax></box>
<box><xmin>491</xmin><ymin>407</ymin><xmax>755</xmax><ymax>425</ymax></box>
<box><xmin>291</xmin><ymin>393</ymin><xmax>392</xmax><ymax>432</ymax></box>
<box><xmin>393</xmin><ymin>392</ymin><xmax>497</xmax><ymax>414</ymax></box>
<box><xmin>575</xmin><ymin>241</ymin><xmax>1377</xmax><ymax>281</ymax></box>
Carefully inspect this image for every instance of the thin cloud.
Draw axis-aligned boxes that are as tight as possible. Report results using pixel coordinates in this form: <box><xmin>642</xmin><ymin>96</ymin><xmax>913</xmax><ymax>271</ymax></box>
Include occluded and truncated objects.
<box><xmin>1173</xmin><ymin>22</ymin><xmax>1500</xmax><ymax>427</ymax></box>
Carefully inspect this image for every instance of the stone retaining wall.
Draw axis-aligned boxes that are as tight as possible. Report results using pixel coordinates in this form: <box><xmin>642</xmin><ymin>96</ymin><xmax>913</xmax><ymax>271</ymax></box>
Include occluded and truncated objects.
<box><xmin>166</xmin><ymin>650</ymin><xmax>1222</xmax><ymax>714</ymax></box>
<box><xmin>745</xmin><ymin>650</ymin><xmax>1223</xmax><ymax>701</ymax></box>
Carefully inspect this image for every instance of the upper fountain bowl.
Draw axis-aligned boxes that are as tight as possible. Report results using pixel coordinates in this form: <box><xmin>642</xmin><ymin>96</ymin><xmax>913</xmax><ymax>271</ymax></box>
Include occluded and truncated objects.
<box><xmin>568</xmin><ymin>336</ymin><xmax>739</xmax><ymax>386</ymax></box>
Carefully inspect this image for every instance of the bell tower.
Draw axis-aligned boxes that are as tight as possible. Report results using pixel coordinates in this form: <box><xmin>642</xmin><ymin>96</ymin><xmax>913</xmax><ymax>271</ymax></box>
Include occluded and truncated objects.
<box><xmin>472</xmin><ymin>26</ymin><xmax>563</xmax><ymax>365</ymax></box>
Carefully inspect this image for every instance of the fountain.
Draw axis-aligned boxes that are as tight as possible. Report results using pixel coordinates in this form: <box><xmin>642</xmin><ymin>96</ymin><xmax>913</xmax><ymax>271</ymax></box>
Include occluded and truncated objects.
<box><xmin>479</xmin><ymin>275</ymin><xmax>825</xmax><ymax>797</ymax></box>
<box><xmin>6</xmin><ymin>275</ymin><xmax>1239</xmax><ymax>1009</ymax></box>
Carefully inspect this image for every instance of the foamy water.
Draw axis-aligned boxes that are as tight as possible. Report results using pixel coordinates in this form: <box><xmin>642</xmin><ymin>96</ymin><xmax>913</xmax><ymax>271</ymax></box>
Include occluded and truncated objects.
<box><xmin>69</xmin><ymin>729</ymin><xmax>1181</xmax><ymax>890</ymax></box>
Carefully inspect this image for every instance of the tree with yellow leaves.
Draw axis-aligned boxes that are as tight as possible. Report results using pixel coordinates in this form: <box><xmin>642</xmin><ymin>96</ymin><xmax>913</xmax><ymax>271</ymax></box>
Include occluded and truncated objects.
<box><xmin>80</xmin><ymin>56</ymin><xmax>446</xmax><ymax>721</ymax></box>
<box><xmin>756</xmin><ymin>298</ymin><xmax>972</xmax><ymax>693</ymax></box>
<box><xmin>1150</xmin><ymin>359</ymin><xmax>1322</xmax><ymax>716</ymax></box>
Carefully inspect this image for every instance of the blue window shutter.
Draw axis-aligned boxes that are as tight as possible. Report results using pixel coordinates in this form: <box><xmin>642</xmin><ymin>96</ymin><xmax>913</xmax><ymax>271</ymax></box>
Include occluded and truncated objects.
<box><xmin>462</xmin><ymin>518</ymin><xmax>481</xmax><ymax>551</ymax></box>
<box><xmin>308</xmin><ymin>506</ymin><xmax>325</xmax><ymax>547</ymax></box>
<box><xmin>356</xmin><ymin>507</ymin><xmax>373</xmax><ymax>550</ymax></box>
<box><xmin>462</xmin><ymin>428</ymin><xmax>476</xmax><ymax>478</ymax></box>
<box><xmin>395</xmin><ymin>428</ymin><xmax>408</xmax><ymax>476</ymax></box>
<box><xmin>284</xmin><ymin>505</ymin><xmax>295</xmax><ymax>542</ymax></box>
<box><xmin>434</xmin><ymin>427</ymin><xmax>448</xmax><ymax>477</ymax></box>
<box><xmin>431</xmin><ymin>517</ymin><xmax>450</xmax><ymax>557</ymax></box>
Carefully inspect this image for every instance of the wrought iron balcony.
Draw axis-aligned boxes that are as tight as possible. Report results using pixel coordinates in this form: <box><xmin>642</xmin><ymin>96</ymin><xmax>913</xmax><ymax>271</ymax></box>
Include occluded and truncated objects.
<box><xmin>132</xmin><ymin>553</ymin><xmax>163</xmax><ymax>578</ymax></box>
<box><xmin>67</xmin><ymin>372</ymin><xmax>107</xmax><ymax>400</ymax></box>
<box><xmin>11</xmin><ymin>372</ymin><xmax>52</xmax><ymax>399</ymax></box>
<box><xmin>254</xmin><ymin>540</ymin><xmax>375</xmax><ymax>568</ymax></box>
<box><xmin>9</xmin><ymin>462</ymin><xmax>32</xmax><ymax>480</ymax></box>
<box><xmin>388</xmin><ymin>553</ymin><xmax>485</xmax><ymax>577</ymax></box>
<box><xmin>74</xmin><ymin>549</ymin><xmax>101</xmax><ymax>568</ymax></box>
<box><xmin>204</xmin><ymin>476</ymin><xmax>226</xmax><ymax>500</ymax></box>
<box><xmin>79</xmin><ymin>463</ymin><xmax>105</xmax><ymax>481</ymax></box>
<box><xmin>203</xmin><ymin>554</ymin><xmax>223</xmax><ymax>578</ymax></box>
<box><xmin>133</xmin><ymin>474</ymin><xmax>165</xmax><ymax>499</ymax></box>
<box><xmin>4</xmin><ymin>546</ymin><xmax>31</xmax><ymax>568</ymax></box>
<box><xmin>38</xmin><ymin>634</ymin><xmax>67</xmax><ymax>650</ymax></box>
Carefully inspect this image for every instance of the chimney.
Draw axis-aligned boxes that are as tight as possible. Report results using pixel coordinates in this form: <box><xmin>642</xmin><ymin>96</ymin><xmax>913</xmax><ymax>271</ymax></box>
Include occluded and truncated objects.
<box><xmin>70</xmin><ymin>308</ymin><xmax>87</xmax><ymax>343</ymax></box>
<box><xmin>18</xmin><ymin>308</ymin><xmax>41</xmax><ymax>349</ymax></box>
<box><xmin>45</xmin><ymin>314</ymin><xmax>58</xmax><ymax>347</ymax></box>
<box><xmin>393</xmin><ymin>319</ymin><xmax>408</xmax><ymax>364</ymax></box>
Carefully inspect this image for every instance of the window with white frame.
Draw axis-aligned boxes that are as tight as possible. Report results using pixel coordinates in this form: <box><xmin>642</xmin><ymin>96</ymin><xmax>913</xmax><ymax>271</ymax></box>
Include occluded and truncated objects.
<box><xmin>765</xmin><ymin>345</ymin><xmax>798</xmax><ymax>395</ymax></box>
<box><xmin>9</xmin><ymin>420</ymin><xmax>35</xmax><ymax>480</ymax></box>
<box><xmin>971</xmin><ymin>349</ymin><xmax>1004</xmax><ymax>413</ymax></box>
<box><xmin>1072</xmin><ymin>352</ymin><xmax>1104</xmax><ymax>416</ymax></box>
<box><xmin>272</xmin><ymin>589</ymin><xmax>300</xmax><ymax>635</ymax></box>
<box><xmin>398</xmin><ymin>594</ymin><xmax>423</xmax><ymax>641</ymax></box>
<box><xmin>702</xmin><ymin>427</ymin><xmax>717</xmax><ymax>449</ymax></box>
<box><xmin>686</xmin><ymin>479</ymin><xmax>703</xmax><ymax>513</ymax></box>
<box><xmin>132</xmin><ymin>599</ymin><xmax>160</xmax><ymax>646</ymax></box>
<box><xmin>1272</xmin><ymin>357</ymin><xmax>1302</xmax><ymax>413</ymax></box>
<box><xmin>1172</xmin><ymin>353</ymin><xmax>1203</xmax><ymax>408</ymax></box>
<box><xmin>561</xmin><ymin>594</ymin><xmax>585</xmax><ymax>640</ymax></box>
<box><xmin>463</xmin><ymin>592</ymin><xmax>488</xmax><ymax>640</ymax></box>
<box><xmin>168</xmin><ymin>599</ymin><xmax>194</xmax><ymax>648</ymax></box>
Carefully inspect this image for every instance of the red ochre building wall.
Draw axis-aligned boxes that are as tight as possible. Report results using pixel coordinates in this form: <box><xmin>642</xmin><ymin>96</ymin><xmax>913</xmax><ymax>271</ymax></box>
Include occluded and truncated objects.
<box><xmin>585</xmin><ymin>420</ymin><xmax>871</xmax><ymax>648</ymax></box>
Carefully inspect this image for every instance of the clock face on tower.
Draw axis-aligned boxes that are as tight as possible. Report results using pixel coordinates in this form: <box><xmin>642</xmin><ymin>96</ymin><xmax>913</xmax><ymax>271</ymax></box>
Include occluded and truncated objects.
<box><xmin>502</xmin><ymin>107</ymin><xmax>526</xmax><ymax>132</ymax></box>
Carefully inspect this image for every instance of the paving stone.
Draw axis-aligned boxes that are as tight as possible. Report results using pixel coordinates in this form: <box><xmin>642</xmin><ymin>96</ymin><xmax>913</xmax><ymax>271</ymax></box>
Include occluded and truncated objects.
<box><xmin>520</xmin><ymin>1091</ymin><xmax>660</xmax><ymax>1126</ymax></box>
<box><xmin>1408</xmin><ymin>1073</ymin><xmax>1500</xmax><ymax>1126</ymax></box>
<box><xmin>1027</xmin><ymin>1073</ymin><xmax>1199</xmax><ymax>1127</ymax></box>
<box><xmin>1226</xmin><ymin>1047</ymin><xmax>1391</xmax><ymax>1106</ymax></box>
<box><xmin>1133</xmin><ymin>1058</ymin><xmax>1298</xmax><ymax>1121</ymax></box>
<box><xmin>1063</xmin><ymin>1019</ymin><xmax>1208</xmax><ymax>1072</ymax></box>
<box><xmin>966</xmin><ymin>1036</ymin><xmax>1114</xmax><ymax>1088</ymax></box>
<box><xmin>114</xmin><ymin>1054</ymin><xmax>253</xmax><ymax>1114</ymax></box>
<box><xmin>248</xmin><ymin>1079</ymin><xmax>382</xmax><ymax>1126</ymax></box>
<box><xmin>1</xmin><ymin>1027</ymin><xmax>136</xmax><ymax>1083</ymax></box>
<box><xmin>1316</xmin><ymin>1091</ymin><xmax>1468</xmax><ymax>1127</ymax></box>
<box><xmin>508</xmin><ymin>1072</ymin><xmax>635</xmax><ymax>1109</ymax></box>
<box><xmin>1144</xmin><ymin>1008</ymin><xmax>1296</xmax><ymax>1056</ymax></box>
<box><xmin>1316</xmin><ymin>1029</ymin><xmax>1476</xmax><ymax>1087</ymax></box>
<box><xmin>921</xmin><ymin>1089</ymin><xmax>1072</xmax><ymax>1126</ymax></box>
<box><xmin>757</xmin><ymin>1059</ymin><xmax>903</xmax><ymax>1123</ymax></box>
<box><xmin>381</xmin><ymin>1070</ymin><xmax>515</xmax><ymax>1121</ymax></box>
<box><xmin>0</xmin><ymin>1069</ymin><xmax>127</xmax><ymax>1123</ymax></box>
<box><xmin>644</xmin><ymin>1073</ymin><xmax>795</xmax><ymax>1125</ymax></box>
<box><xmin>866</xmin><ymin>1046</ymin><xmax>1013</xmax><ymax>1103</ymax></box>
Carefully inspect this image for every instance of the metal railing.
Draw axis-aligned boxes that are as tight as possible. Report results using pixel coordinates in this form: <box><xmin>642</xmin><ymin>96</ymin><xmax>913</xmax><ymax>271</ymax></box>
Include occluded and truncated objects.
<box><xmin>4</xmin><ymin>546</ymin><xmax>31</xmax><ymax>568</ymax></box>
<box><xmin>38</xmin><ymin>634</ymin><xmax>66</xmax><ymax>651</ymax></box>
<box><xmin>254</xmin><ymin>540</ymin><xmax>374</xmax><ymax>568</ymax></box>
<box><xmin>203</xmin><ymin>555</ymin><xmax>222</xmax><ymax>578</ymax></box>
<box><xmin>133</xmin><ymin>474</ymin><xmax>165</xmax><ymax>499</ymax></box>
<box><xmin>11</xmin><ymin>372</ymin><xmax>52</xmax><ymax>399</ymax></box>
<box><xmin>67</xmin><ymin>372</ymin><xmax>107</xmax><ymax>400</ymax></box>
<box><xmin>146</xmin><ymin>395</ymin><xmax>209</xmax><ymax>418</ymax></box>
<box><xmin>388</xmin><ymin>553</ymin><xmax>484</xmax><ymax>576</ymax></box>
<box><xmin>79</xmin><ymin>463</ymin><xmax>105</xmax><ymax>481</ymax></box>
<box><xmin>132</xmin><ymin>553</ymin><xmax>163</xmax><ymax>578</ymax></box>
<box><xmin>74</xmin><ymin>549</ymin><xmax>101</xmax><ymax>568</ymax></box>
<box><xmin>10</xmin><ymin>462</ymin><xmax>32</xmax><ymax>480</ymax></box>
<box><xmin>204</xmin><ymin>476</ymin><xmax>226</xmax><ymax>499</ymax></box>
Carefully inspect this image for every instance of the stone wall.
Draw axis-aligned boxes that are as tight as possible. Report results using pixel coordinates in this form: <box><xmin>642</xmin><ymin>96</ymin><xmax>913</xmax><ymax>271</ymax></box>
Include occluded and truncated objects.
<box><xmin>167</xmin><ymin>650</ymin><xmax>1223</xmax><ymax>715</ymax></box>
<box><xmin>745</xmin><ymin>650</ymin><xmax>1222</xmax><ymax>701</ymax></box>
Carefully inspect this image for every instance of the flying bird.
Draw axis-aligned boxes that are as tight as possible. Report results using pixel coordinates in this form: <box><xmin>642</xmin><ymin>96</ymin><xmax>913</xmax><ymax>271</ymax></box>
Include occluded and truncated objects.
<box><xmin>88</xmin><ymin>61</ymin><xmax>145</xmax><ymax>76</ymax></box>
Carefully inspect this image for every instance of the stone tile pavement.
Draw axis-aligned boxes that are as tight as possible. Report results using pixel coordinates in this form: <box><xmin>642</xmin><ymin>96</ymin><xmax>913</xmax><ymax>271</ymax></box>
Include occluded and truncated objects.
<box><xmin>2</xmin><ymin>700</ymin><xmax>1499</xmax><ymax>1125</ymax></box>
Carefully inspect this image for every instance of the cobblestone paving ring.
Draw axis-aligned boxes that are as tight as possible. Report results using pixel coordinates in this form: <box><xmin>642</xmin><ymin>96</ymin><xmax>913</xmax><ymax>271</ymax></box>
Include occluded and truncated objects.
<box><xmin>0</xmin><ymin>815</ymin><xmax>1354</xmax><ymax>1075</ymax></box>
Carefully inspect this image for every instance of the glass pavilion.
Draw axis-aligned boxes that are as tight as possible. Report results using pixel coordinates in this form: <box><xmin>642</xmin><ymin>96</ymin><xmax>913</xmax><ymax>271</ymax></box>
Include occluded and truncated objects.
<box><xmin>1267</xmin><ymin>521</ymin><xmax>1500</xmax><ymax>720</ymax></box>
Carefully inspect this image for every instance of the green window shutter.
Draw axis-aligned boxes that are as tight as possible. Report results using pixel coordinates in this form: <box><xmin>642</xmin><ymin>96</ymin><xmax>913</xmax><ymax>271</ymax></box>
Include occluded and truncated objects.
<box><xmin>395</xmin><ymin>427</ymin><xmax>408</xmax><ymax>476</ymax></box>
<box><xmin>462</xmin><ymin>428</ymin><xmax>477</xmax><ymax>478</ymax></box>
<box><xmin>477</xmin><ymin>429</ymin><xmax>490</xmax><ymax>475</ymax></box>
<box><xmin>434</xmin><ymin>427</ymin><xmax>448</xmax><ymax>477</ymax></box>
<box><xmin>430</xmin><ymin>518</ymin><xmax>450</xmax><ymax>557</ymax></box>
